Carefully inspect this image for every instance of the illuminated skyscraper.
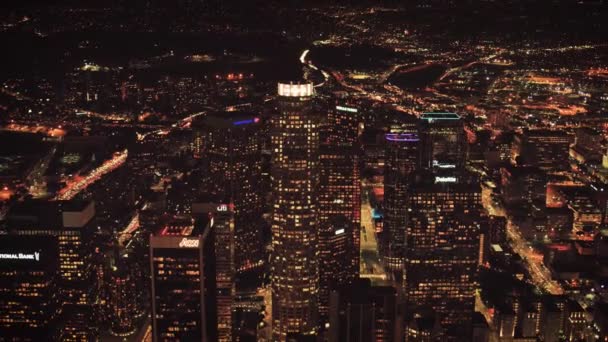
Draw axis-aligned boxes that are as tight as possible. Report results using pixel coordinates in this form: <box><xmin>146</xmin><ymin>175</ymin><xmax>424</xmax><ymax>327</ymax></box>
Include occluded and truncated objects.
<box><xmin>149</xmin><ymin>219</ymin><xmax>217</xmax><ymax>341</ymax></box>
<box><xmin>108</xmin><ymin>256</ymin><xmax>136</xmax><ymax>337</ymax></box>
<box><xmin>5</xmin><ymin>200</ymin><xmax>99</xmax><ymax>340</ymax></box>
<box><xmin>193</xmin><ymin>201</ymin><xmax>235</xmax><ymax>342</ymax></box>
<box><xmin>318</xmin><ymin>101</ymin><xmax>361</xmax><ymax>302</ymax></box>
<box><xmin>6</xmin><ymin>200</ymin><xmax>97</xmax><ymax>306</ymax></box>
<box><xmin>404</xmin><ymin>171</ymin><xmax>482</xmax><ymax>339</ymax></box>
<box><xmin>419</xmin><ymin>112</ymin><xmax>467</xmax><ymax>171</ymax></box>
<box><xmin>194</xmin><ymin>111</ymin><xmax>265</xmax><ymax>272</ymax></box>
<box><xmin>271</xmin><ymin>82</ymin><xmax>320</xmax><ymax>340</ymax></box>
<box><xmin>382</xmin><ymin>119</ymin><xmax>419</xmax><ymax>271</ymax></box>
<box><xmin>0</xmin><ymin>235</ymin><xmax>59</xmax><ymax>340</ymax></box>
<box><xmin>318</xmin><ymin>215</ymin><xmax>356</xmax><ymax>323</ymax></box>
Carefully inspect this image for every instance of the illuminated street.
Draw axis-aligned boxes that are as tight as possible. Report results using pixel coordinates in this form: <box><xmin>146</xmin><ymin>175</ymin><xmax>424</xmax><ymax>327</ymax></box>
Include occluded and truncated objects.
<box><xmin>360</xmin><ymin>182</ymin><xmax>387</xmax><ymax>284</ymax></box>
<box><xmin>55</xmin><ymin>149</ymin><xmax>128</xmax><ymax>200</ymax></box>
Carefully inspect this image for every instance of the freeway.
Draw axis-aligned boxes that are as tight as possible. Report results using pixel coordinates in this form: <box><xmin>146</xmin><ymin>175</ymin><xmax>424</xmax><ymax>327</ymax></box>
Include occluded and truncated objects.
<box><xmin>55</xmin><ymin>149</ymin><xmax>128</xmax><ymax>201</ymax></box>
<box><xmin>136</xmin><ymin>110</ymin><xmax>208</xmax><ymax>141</ymax></box>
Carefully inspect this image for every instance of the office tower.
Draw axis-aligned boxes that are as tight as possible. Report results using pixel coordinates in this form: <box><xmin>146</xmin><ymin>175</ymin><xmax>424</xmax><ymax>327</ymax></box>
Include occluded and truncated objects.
<box><xmin>419</xmin><ymin>112</ymin><xmax>467</xmax><ymax>171</ymax></box>
<box><xmin>318</xmin><ymin>146</ymin><xmax>360</xmax><ymax>276</ymax></box>
<box><xmin>405</xmin><ymin>308</ymin><xmax>443</xmax><ymax>342</ymax></box>
<box><xmin>404</xmin><ymin>171</ymin><xmax>482</xmax><ymax>339</ymax></box>
<box><xmin>326</xmin><ymin>101</ymin><xmax>360</xmax><ymax>146</ymax></box>
<box><xmin>318</xmin><ymin>215</ymin><xmax>356</xmax><ymax>323</ymax></box>
<box><xmin>150</xmin><ymin>219</ymin><xmax>217</xmax><ymax>341</ymax></box>
<box><xmin>382</xmin><ymin>122</ymin><xmax>419</xmax><ymax>271</ymax></box>
<box><xmin>193</xmin><ymin>201</ymin><xmax>235</xmax><ymax>342</ymax></box>
<box><xmin>0</xmin><ymin>235</ymin><xmax>59</xmax><ymax>340</ymax></box>
<box><xmin>108</xmin><ymin>256</ymin><xmax>137</xmax><ymax>337</ymax></box>
<box><xmin>6</xmin><ymin>200</ymin><xmax>97</xmax><ymax>306</ymax></box>
<box><xmin>512</xmin><ymin>129</ymin><xmax>574</xmax><ymax>171</ymax></box>
<box><xmin>271</xmin><ymin>82</ymin><xmax>320</xmax><ymax>340</ymax></box>
<box><xmin>56</xmin><ymin>304</ymin><xmax>98</xmax><ymax>341</ymax></box>
<box><xmin>500</xmin><ymin>165</ymin><xmax>547</xmax><ymax>208</ymax></box>
<box><xmin>194</xmin><ymin>112</ymin><xmax>265</xmax><ymax>272</ymax></box>
<box><xmin>571</xmin><ymin>127</ymin><xmax>603</xmax><ymax>163</ymax></box>
<box><xmin>328</xmin><ymin>279</ymin><xmax>398</xmax><ymax>342</ymax></box>
<box><xmin>5</xmin><ymin>200</ymin><xmax>99</xmax><ymax>340</ymax></box>
<box><xmin>488</xmin><ymin>216</ymin><xmax>507</xmax><ymax>244</ymax></box>
<box><xmin>317</xmin><ymin>100</ymin><xmax>361</xmax><ymax>316</ymax></box>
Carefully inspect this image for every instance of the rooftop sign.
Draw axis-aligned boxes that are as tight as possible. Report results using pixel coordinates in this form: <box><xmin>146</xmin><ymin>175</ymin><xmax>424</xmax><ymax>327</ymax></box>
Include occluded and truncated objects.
<box><xmin>278</xmin><ymin>83</ymin><xmax>314</xmax><ymax>97</ymax></box>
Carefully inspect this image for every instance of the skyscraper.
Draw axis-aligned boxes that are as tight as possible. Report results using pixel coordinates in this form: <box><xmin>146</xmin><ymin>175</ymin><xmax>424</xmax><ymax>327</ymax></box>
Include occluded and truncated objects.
<box><xmin>194</xmin><ymin>111</ymin><xmax>265</xmax><ymax>273</ymax></box>
<box><xmin>382</xmin><ymin>120</ymin><xmax>420</xmax><ymax>271</ymax></box>
<box><xmin>328</xmin><ymin>278</ymin><xmax>398</xmax><ymax>342</ymax></box>
<box><xmin>404</xmin><ymin>171</ymin><xmax>482</xmax><ymax>339</ymax></box>
<box><xmin>0</xmin><ymin>235</ymin><xmax>59</xmax><ymax>340</ymax></box>
<box><xmin>271</xmin><ymin>82</ymin><xmax>320</xmax><ymax>340</ymax></box>
<box><xmin>6</xmin><ymin>200</ymin><xmax>97</xmax><ymax>306</ymax></box>
<box><xmin>149</xmin><ymin>219</ymin><xmax>217</xmax><ymax>341</ymax></box>
<box><xmin>512</xmin><ymin>129</ymin><xmax>574</xmax><ymax>171</ymax></box>
<box><xmin>108</xmin><ymin>256</ymin><xmax>137</xmax><ymax>337</ymax></box>
<box><xmin>193</xmin><ymin>201</ymin><xmax>235</xmax><ymax>342</ymax></box>
<box><xmin>419</xmin><ymin>112</ymin><xmax>467</xmax><ymax>171</ymax></box>
<box><xmin>317</xmin><ymin>215</ymin><xmax>356</xmax><ymax>323</ymax></box>
<box><xmin>318</xmin><ymin>101</ymin><xmax>361</xmax><ymax>313</ymax></box>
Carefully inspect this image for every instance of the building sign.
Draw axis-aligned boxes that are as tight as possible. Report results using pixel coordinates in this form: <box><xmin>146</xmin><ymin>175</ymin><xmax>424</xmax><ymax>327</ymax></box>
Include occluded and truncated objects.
<box><xmin>178</xmin><ymin>238</ymin><xmax>199</xmax><ymax>248</ymax></box>
<box><xmin>336</xmin><ymin>105</ymin><xmax>358</xmax><ymax>113</ymax></box>
<box><xmin>0</xmin><ymin>252</ymin><xmax>40</xmax><ymax>261</ymax></box>
<box><xmin>277</xmin><ymin>83</ymin><xmax>314</xmax><ymax>97</ymax></box>
<box><xmin>217</xmin><ymin>204</ymin><xmax>228</xmax><ymax>212</ymax></box>
<box><xmin>435</xmin><ymin>176</ymin><xmax>457</xmax><ymax>183</ymax></box>
<box><xmin>335</xmin><ymin>228</ymin><xmax>345</xmax><ymax>235</ymax></box>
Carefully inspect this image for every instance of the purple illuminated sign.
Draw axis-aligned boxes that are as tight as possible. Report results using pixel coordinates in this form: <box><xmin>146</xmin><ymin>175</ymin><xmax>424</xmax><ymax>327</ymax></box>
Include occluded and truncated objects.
<box><xmin>385</xmin><ymin>133</ymin><xmax>419</xmax><ymax>142</ymax></box>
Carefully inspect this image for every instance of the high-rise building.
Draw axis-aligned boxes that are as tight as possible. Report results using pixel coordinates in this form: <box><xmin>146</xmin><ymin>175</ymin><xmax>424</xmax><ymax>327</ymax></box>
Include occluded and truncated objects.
<box><xmin>0</xmin><ymin>235</ymin><xmax>59</xmax><ymax>340</ymax></box>
<box><xmin>419</xmin><ymin>112</ymin><xmax>467</xmax><ymax>171</ymax></box>
<box><xmin>404</xmin><ymin>171</ymin><xmax>482</xmax><ymax>339</ymax></box>
<box><xmin>149</xmin><ymin>219</ymin><xmax>217</xmax><ymax>341</ymax></box>
<box><xmin>271</xmin><ymin>82</ymin><xmax>320</xmax><ymax>340</ymax></box>
<box><xmin>318</xmin><ymin>215</ymin><xmax>357</xmax><ymax>323</ymax></box>
<box><xmin>317</xmin><ymin>100</ymin><xmax>361</xmax><ymax>323</ymax></box>
<box><xmin>193</xmin><ymin>201</ymin><xmax>235</xmax><ymax>342</ymax></box>
<box><xmin>6</xmin><ymin>200</ymin><xmax>97</xmax><ymax>306</ymax></box>
<box><xmin>194</xmin><ymin>111</ymin><xmax>265</xmax><ymax>272</ymax></box>
<box><xmin>108</xmin><ymin>256</ymin><xmax>137</xmax><ymax>337</ymax></box>
<box><xmin>325</xmin><ymin>101</ymin><xmax>360</xmax><ymax>146</ymax></box>
<box><xmin>328</xmin><ymin>279</ymin><xmax>399</xmax><ymax>342</ymax></box>
<box><xmin>318</xmin><ymin>145</ymin><xmax>360</xmax><ymax>274</ymax></box>
<box><xmin>512</xmin><ymin>129</ymin><xmax>574</xmax><ymax>171</ymax></box>
<box><xmin>382</xmin><ymin>122</ymin><xmax>419</xmax><ymax>271</ymax></box>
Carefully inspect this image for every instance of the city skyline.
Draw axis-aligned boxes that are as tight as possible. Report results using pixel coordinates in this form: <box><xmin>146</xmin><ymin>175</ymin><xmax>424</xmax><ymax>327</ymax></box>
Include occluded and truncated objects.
<box><xmin>1</xmin><ymin>0</ymin><xmax>608</xmax><ymax>341</ymax></box>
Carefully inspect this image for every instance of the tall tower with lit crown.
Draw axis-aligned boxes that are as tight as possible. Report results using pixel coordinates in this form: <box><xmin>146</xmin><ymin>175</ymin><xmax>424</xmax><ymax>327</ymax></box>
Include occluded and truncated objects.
<box><xmin>271</xmin><ymin>82</ymin><xmax>320</xmax><ymax>340</ymax></box>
